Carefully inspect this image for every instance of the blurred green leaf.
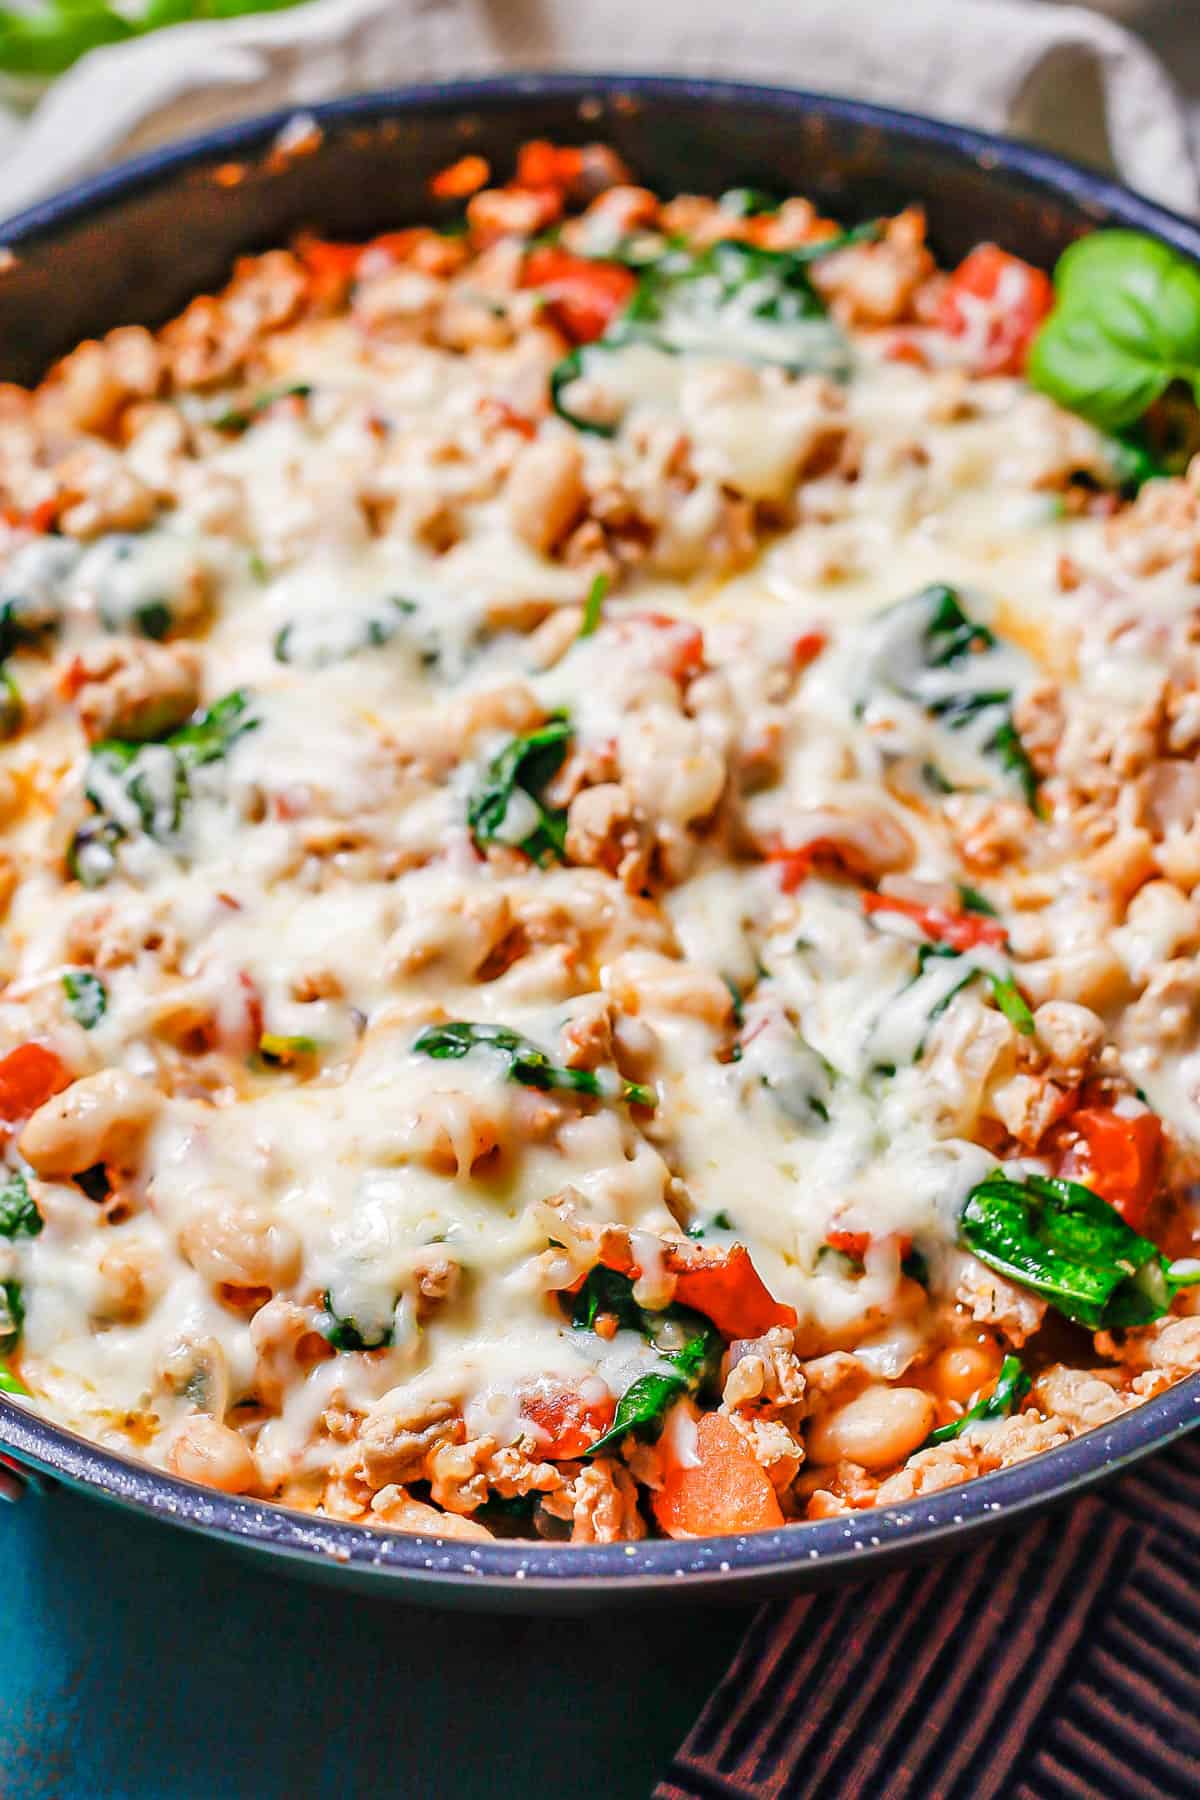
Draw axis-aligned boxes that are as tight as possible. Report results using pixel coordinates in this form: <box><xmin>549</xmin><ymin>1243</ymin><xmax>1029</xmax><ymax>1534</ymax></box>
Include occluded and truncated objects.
<box><xmin>0</xmin><ymin>0</ymin><xmax>312</xmax><ymax>77</ymax></box>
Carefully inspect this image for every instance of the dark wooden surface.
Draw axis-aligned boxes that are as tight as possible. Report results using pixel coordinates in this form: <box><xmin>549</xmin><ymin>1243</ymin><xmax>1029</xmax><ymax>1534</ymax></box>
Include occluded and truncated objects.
<box><xmin>2</xmin><ymin>1483</ymin><xmax>753</xmax><ymax>1798</ymax></box>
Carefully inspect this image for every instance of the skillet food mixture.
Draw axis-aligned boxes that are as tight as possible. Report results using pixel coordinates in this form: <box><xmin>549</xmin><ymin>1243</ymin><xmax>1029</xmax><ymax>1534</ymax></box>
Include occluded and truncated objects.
<box><xmin>3</xmin><ymin>141</ymin><xmax>1200</xmax><ymax>1543</ymax></box>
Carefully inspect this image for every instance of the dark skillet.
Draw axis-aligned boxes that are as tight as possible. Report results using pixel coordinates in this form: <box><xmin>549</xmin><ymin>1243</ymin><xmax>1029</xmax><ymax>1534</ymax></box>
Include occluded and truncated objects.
<box><xmin>1</xmin><ymin>74</ymin><xmax>1198</xmax><ymax>1609</ymax></box>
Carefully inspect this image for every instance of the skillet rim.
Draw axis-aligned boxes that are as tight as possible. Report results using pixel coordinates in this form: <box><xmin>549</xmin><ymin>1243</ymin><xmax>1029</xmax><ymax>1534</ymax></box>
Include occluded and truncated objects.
<box><xmin>2</xmin><ymin>70</ymin><xmax>1199</xmax><ymax>1600</ymax></box>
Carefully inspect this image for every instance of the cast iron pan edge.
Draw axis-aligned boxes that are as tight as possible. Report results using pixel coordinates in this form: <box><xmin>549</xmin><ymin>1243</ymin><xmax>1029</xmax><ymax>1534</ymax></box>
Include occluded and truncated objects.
<box><xmin>1</xmin><ymin>74</ymin><xmax>1198</xmax><ymax>1606</ymax></box>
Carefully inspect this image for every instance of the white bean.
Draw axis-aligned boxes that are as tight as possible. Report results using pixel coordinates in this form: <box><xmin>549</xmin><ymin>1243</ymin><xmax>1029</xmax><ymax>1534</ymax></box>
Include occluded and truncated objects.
<box><xmin>806</xmin><ymin>1385</ymin><xmax>936</xmax><ymax>1470</ymax></box>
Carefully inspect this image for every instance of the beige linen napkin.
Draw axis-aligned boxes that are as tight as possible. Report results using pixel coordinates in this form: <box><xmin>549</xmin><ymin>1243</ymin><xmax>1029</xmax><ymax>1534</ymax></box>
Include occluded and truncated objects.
<box><xmin>0</xmin><ymin>0</ymin><xmax>1195</xmax><ymax>220</ymax></box>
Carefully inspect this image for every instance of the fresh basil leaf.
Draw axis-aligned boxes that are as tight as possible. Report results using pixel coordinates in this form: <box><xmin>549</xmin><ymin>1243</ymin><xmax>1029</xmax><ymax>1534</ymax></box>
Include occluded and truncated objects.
<box><xmin>990</xmin><ymin>718</ymin><xmax>1041</xmax><ymax>811</ymax></box>
<box><xmin>0</xmin><ymin>1172</ymin><xmax>41</xmax><ymax>1240</ymax></box>
<box><xmin>0</xmin><ymin>666</ymin><xmax>22</xmax><ymax>741</ymax></box>
<box><xmin>581</xmin><ymin>1310</ymin><xmax>721</xmax><ymax>1458</ymax></box>
<box><xmin>989</xmin><ymin>974</ymin><xmax>1034</xmax><ymax>1036</ymax></box>
<box><xmin>167</xmin><ymin>688</ymin><xmax>256</xmax><ymax>768</ymax></box>
<box><xmin>1029</xmin><ymin>307</ymin><xmax>1172</xmax><ymax>434</ymax></box>
<box><xmin>0</xmin><ymin>1278</ymin><xmax>24</xmax><ymax>1354</ymax></box>
<box><xmin>570</xmin><ymin>1263</ymin><xmax>646</xmax><ymax>1334</ymax></box>
<box><xmin>721</xmin><ymin>977</ymin><xmax>745</xmax><ymax>1027</ymax></box>
<box><xmin>921</xmin><ymin>760</ymin><xmax>956</xmax><ymax>795</ymax></box>
<box><xmin>0</xmin><ymin>3</ymin><xmax>133</xmax><ymax>76</ymax></box>
<box><xmin>274</xmin><ymin>595</ymin><xmax>414</xmax><ymax>669</ymax></box>
<box><xmin>583</xmin><ymin>1372</ymin><xmax>688</xmax><ymax>1457</ymax></box>
<box><xmin>549</xmin><ymin>228</ymin><xmax>862</xmax><ymax>432</ymax></box>
<box><xmin>960</xmin><ymin>1170</ymin><xmax>1181</xmax><ymax>1330</ymax></box>
<box><xmin>612</xmin><ymin>237</ymin><xmax>848</xmax><ymax>370</ymax></box>
<box><xmin>414</xmin><ymin>1021</ymin><xmax>655</xmax><ymax>1108</ymax></box>
<box><xmin>863</xmin><ymin>584</ymin><xmax>1039</xmax><ymax>810</ymax></box>
<box><xmin>62</xmin><ymin>969</ymin><xmax>107</xmax><ymax>1030</ymax></box>
<box><xmin>579</xmin><ymin>573</ymin><xmax>608</xmax><ymax>638</ymax></box>
<box><xmin>666</xmin><ymin>1324</ymin><xmax>723</xmax><ymax>1384</ymax></box>
<box><xmin>958</xmin><ymin>884</ymin><xmax>997</xmax><ymax>917</ymax></box>
<box><xmin>0</xmin><ymin>537</ymin><xmax>79</xmax><ymax>657</ymax></box>
<box><xmin>550</xmin><ymin>347</ymin><xmax>617</xmax><ymax>436</ymax></box>
<box><xmin>71</xmin><ymin>689</ymin><xmax>256</xmax><ymax>882</ymax></box>
<box><xmin>466</xmin><ymin>715</ymin><xmax>571</xmax><ymax>863</ymax></box>
<box><xmin>583</xmin><ymin>1305</ymin><xmax>723</xmax><ymax>1459</ymax></box>
<box><xmin>569</xmin><ymin>1265</ymin><xmax>721</xmax><ymax>1381</ymax></box>
<box><xmin>686</xmin><ymin>1210</ymin><xmax>734</xmax><ymax>1239</ymax></box>
<box><xmin>320</xmin><ymin>1289</ymin><xmax>393</xmax><ymax>1353</ymax></box>
<box><xmin>1104</xmin><ymin>426</ymin><xmax>1171</xmax><ymax>492</ymax></box>
<box><xmin>212</xmin><ymin>382</ymin><xmax>312</xmax><ymax>433</ymax></box>
<box><xmin>1029</xmin><ymin>231</ymin><xmax>1200</xmax><ymax>432</ymax></box>
<box><xmin>718</xmin><ymin>187</ymin><xmax>780</xmax><ymax>217</ymax></box>
<box><xmin>927</xmin><ymin>1354</ymin><xmax>1029</xmax><ymax>1445</ymax></box>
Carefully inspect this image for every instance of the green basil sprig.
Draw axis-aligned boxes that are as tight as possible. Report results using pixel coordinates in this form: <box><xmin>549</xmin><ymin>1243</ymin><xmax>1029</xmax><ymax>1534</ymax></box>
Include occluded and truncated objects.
<box><xmin>0</xmin><ymin>1</ymin><xmax>311</xmax><ymax>78</ymax></box>
<box><xmin>960</xmin><ymin>1170</ymin><xmax>1200</xmax><ymax>1331</ymax></box>
<box><xmin>70</xmin><ymin>689</ymin><xmax>256</xmax><ymax>886</ymax></box>
<box><xmin>549</xmin><ymin>227</ymin><xmax>874</xmax><ymax>433</ymax></box>
<box><xmin>926</xmin><ymin>1353</ymin><xmax>1030</xmax><ymax>1446</ymax></box>
<box><xmin>874</xmin><ymin>919</ymin><xmax>1035</xmax><ymax>1045</ymax></box>
<box><xmin>0</xmin><ymin>1172</ymin><xmax>41</xmax><ymax>1241</ymax></box>
<box><xmin>567</xmin><ymin>1264</ymin><xmax>722</xmax><ymax>1457</ymax></box>
<box><xmin>319</xmin><ymin>1289</ymin><xmax>393</xmax><ymax>1353</ymax></box>
<box><xmin>466</xmin><ymin>715</ymin><xmax>571</xmax><ymax>864</ymax></box>
<box><xmin>0</xmin><ymin>1278</ymin><xmax>24</xmax><ymax>1354</ymax></box>
<box><xmin>212</xmin><ymin>382</ymin><xmax>312</xmax><ymax>434</ymax></box>
<box><xmin>414</xmin><ymin>1021</ymin><xmax>655</xmax><ymax>1108</ymax></box>
<box><xmin>1029</xmin><ymin>231</ymin><xmax>1200</xmax><ymax>434</ymax></box>
<box><xmin>579</xmin><ymin>573</ymin><xmax>608</xmax><ymax>639</ymax></box>
<box><xmin>989</xmin><ymin>973</ymin><xmax>1035</xmax><ymax>1036</ymax></box>
<box><xmin>584</xmin><ymin>1372</ymin><xmax>690</xmax><ymax>1457</ymax></box>
<box><xmin>865</xmin><ymin>585</ymin><xmax>1040</xmax><ymax>809</ymax></box>
<box><xmin>63</xmin><ymin>969</ymin><xmax>107</xmax><ymax>1030</ymax></box>
<box><xmin>0</xmin><ymin>667</ymin><xmax>22</xmax><ymax>741</ymax></box>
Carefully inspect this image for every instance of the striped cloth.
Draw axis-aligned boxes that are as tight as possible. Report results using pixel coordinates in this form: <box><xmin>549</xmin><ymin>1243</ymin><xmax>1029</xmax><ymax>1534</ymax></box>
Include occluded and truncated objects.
<box><xmin>658</xmin><ymin>1437</ymin><xmax>1200</xmax><ymax>1800</ymax></box>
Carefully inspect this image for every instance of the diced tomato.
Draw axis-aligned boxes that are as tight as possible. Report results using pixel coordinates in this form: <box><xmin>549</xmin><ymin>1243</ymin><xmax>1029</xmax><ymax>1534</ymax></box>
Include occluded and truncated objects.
<box><xmin>467</xmin><ymin>187</ymin><xmax>564</xmax><ymax>246</ymax></box>
<box><xmin>569</xmin><ymin>1238</ymin><xmax>793</xmax><ymax>1341</ymax></box>
<box><xmin>521</xmin><ymin>246</ymin><xmax>637</xmax><ymax>344</ymax></box>
<box><xmin>358</xmin><ymin>229</ymin><xmax>420</xmax><ymax>267</ymax></box>
<box><xmin>767</xmin><ymin>839</ymin><xmax>846</xmax><ymax>893</ymax></box>
<box><xmin>0</xmin><ymin>1044</ymin><xmax>70</xmax><ymax>1124</ymax></box>
<box><xmin>825</xmin><ymin>1230</ymin><xmax>871</xmax><ymax>1260</ymax></box>
<box><xmin>58</xmin><ymin>655</ymin><xmax>89</xmax><ymax>703</ymax></box>
<box><xmin>1060</xmin><ymin>1105</ymin><xmax>1163</xmax><ymax>1233</ymax></box>
<box><xmin>477</xmin><ymin>396</ymin><xmax>537</xmax><ymax>439</ymax></box>
<box><xmin>824</xmin><ymin>1230</ymin><xmax>913</xmax><ymax>1263</ymax></box>
<box><xmin>619</xmin><ymin>613</ymin><xmax>705</xmax><ymax>682</ymax></box>
<box><xmin>520</xmin><ymin>1380</ymin><xmax>616</xmax><ymax>1460</ymax></box>
<box><xmin>663</xmin><ymin>1243</ymin><xmax>797</xmax><ymax>1340</ymax></box>
<box><xmin>653</xmin><ymin>1411</ymin><xmax>784</xmax><ymax>1539</ymax></box>
<box><xmin>790</xmin><ymin>631</ymin><xmax>828</xmax><ymax>671</ymax></box>
<box><xmin>429</xmin><ymin>154</ymin><xmax>491</xmax><ymax>201</ymax></box>
<box><xmin>2</xmin><ymin>498</ymin><xmax>58</xmax><ymax>534</ymax></box>
<box><xmin>938</xmin><ymin>244</ymin><xmax>1054</xmax><ymax>376</ymax></box>
<box><xmin>861</xmin><ymin>890</ymin><xmax>1007</xmax><ymax>950</ymax></box>
<box><xmin>294</xmin><ymin>235</ymin><xmax>363</xmax><ymax>307</ymax></box>
<box><xmin>886</xmin><ymin>336</ymin><xmax>931</xmax><ymax>369</ymax></box>
<box><xmin>515</xmin><ymin>140</ymin><xmax>585</xmax><ymax>193</ymax></box>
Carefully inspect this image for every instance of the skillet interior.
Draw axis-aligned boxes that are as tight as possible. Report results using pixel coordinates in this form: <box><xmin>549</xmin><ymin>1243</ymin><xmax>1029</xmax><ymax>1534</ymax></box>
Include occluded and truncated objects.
<box><xmin>1</xmin><ymin>73</ymin><xmax>1199</xmax><ymax>1607</ymax></box>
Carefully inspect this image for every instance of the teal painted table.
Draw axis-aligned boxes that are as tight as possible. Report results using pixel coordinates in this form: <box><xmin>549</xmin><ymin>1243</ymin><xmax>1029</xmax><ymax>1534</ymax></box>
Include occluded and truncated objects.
<box><xmin>2</xmin><ymin>1485</ymin><xmax>751</xmax><ymax>1798</ymax></box>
